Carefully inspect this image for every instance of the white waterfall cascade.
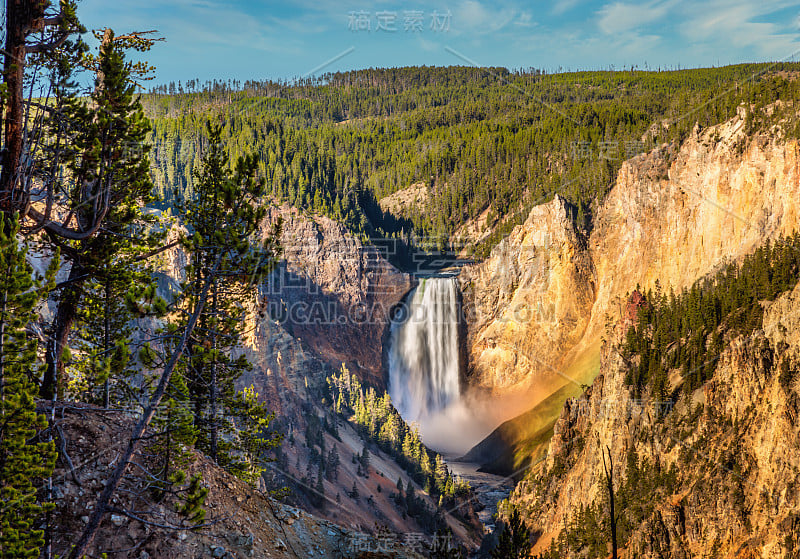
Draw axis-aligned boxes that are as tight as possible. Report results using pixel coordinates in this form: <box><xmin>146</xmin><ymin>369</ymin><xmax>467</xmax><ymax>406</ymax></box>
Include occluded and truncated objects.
<box><xmin>389</xmin><ymin>277</ymin><xmax>481</xmax><ymax>454</ymax></box>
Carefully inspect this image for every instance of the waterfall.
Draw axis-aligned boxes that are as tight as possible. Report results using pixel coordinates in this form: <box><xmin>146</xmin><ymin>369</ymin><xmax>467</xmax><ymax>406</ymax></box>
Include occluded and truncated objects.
<box><xmin>388</xmin><ymin>277</ymin><xmax>462</xmax><ymax>424</ymax></box>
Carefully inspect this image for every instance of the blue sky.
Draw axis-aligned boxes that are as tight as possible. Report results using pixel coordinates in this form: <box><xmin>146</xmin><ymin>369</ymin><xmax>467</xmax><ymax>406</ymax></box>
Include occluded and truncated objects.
<box><xmin>78</xmin><ymin>0</ymin><xmax>800</xmax><ymax>85</ymax></box>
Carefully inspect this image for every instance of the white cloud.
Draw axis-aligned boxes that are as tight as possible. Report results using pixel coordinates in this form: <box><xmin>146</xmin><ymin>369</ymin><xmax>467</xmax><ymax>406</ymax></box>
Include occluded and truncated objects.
<box><xmin>597</xmin><ymin>0</ymin><xmax>673</xmax><ymax>34</ymax></box>
<box><xmin>513</xmin><ymin>12</ymin><xmax>536</xmax><ymax>27</ymax></box>
<box><xmin>453</xmin><ymin>0</ymin><xmax>517</xmax><ymax>35</ymax></box>
<box><xmin>417</xmin><ymin>36</ymin><xmax>442</xmax><ymax>53</ymax></box>
<box><xmin>552</xmin><ymin>0</ymin><xmax>582</xmax><ymax>16</ymax></box>
<box><xmin>78</xmin><ymin>0</ymin><xmax>800</xmax><ymax>83</ymax></box>
<box><xmin>681</xmin><ymin>1</ymin><xmax>800</xmax><ymax>60</ymax></box>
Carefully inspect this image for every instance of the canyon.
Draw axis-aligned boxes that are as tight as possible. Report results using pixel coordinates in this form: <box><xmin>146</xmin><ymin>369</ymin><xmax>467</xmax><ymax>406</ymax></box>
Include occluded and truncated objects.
<box><xmin>47</xmin><ymin>107</ymin><xmax>800</xmax><ymax>558</ymax></box>
<box><xmin>459</xmin><ymin>111</ymin><xmax>800</xmax><ymax>556</ymax></box>
<box><xmin>9</xmin><ymin>9</ymin><xmax>800</xmax><ymax>556</ymax></box>
<box><xmin>236</xmin><ymin>106</ymin><xmax>800</xmax><ymax>556</ymax></box>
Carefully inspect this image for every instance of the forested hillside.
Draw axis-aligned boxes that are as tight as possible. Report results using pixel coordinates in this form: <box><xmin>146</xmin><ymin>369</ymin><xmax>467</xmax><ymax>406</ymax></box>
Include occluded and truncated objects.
<box><xmin>144</xmin><ymin>64</ymin><xmax>800</xmax><ymax>257</ymax></box>
<box><xmin>623</xmin><ymin>233</ymin><xmax>800</xmax><ymax>399</ymax></box>
<box><xmin>508</xmin><ymin>235</ymin><xmax>800</xmax><ymax>559</ymax></box>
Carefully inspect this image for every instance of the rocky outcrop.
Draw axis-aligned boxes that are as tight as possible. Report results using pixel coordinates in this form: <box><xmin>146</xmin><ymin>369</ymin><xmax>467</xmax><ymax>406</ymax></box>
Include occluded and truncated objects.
<box><xmin>459</xmin><ymin>195</ymin><xmax>595</xmax><ymax>394</ymax></box>
<box><xmin>255</xmin><ymin>204</ymin><xmax>414</xmax><ymax>390</ymax></box>
<box><xmin>134</xmin><ymin>203</ymin><xmax>413</xmax><ymax>426</ymax></box>
<box><xmin>506</xmin><ymin>279</ymin><xmax>800</xmax><ymax>558</ymax></box>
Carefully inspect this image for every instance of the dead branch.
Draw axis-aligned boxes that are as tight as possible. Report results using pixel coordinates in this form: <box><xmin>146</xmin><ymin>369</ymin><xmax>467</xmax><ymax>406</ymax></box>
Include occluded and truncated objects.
<box><xmin>106</xmin><ymin>506</ymin><xmax>228</xmax><ymax>531</ymax></box>
<box><xmin>54</xmin><ymin>423</ymin><xmax>81</xmax><ymax>486</ymax></box>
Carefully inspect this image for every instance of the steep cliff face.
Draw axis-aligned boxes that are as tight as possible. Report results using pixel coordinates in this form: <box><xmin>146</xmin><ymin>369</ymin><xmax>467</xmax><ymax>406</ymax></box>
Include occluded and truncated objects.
<box><xmin>459</xmin><ymin>195</ymin><xmax>595</xmax><ymax>394</ymax></box>
<box><xmin>461</xmin><ymin>111</ymin><xmax>800</xmax><ymax>445</ymax></box>
<box><xmin>587</xmin><ymin>115</ymin><xmax>800</xmax><ymax>343</ymax></box>
<box><xmin>145</xmin><ymin>203</ymin><xmax>414</xmax><ymax>424</ymax></box>
<box><xmin>256</xmin><ymin>204</ymin><xmax>415</xmax><ymax>390</ymax></box>
<box><xmin>507</xmin><ymin>279</ymin><xmax>800</xmax><ymax>558</ymax></box>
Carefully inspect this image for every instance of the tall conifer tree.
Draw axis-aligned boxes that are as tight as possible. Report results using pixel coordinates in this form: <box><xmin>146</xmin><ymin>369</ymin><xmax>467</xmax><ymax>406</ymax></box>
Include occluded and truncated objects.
<box><xmin>180</xmin><ymin>122</ymin><xmax>281</xmax><ymax>478</ymax></box>
<box><xmin>0</xmin><ymin>215</ymin><xmax>57</xmax><ymax>558</ymax></box>
<box><xmin>40</xmin><ymin>29</ymin><xmax>162</xmax><ymax>401</ymax></box>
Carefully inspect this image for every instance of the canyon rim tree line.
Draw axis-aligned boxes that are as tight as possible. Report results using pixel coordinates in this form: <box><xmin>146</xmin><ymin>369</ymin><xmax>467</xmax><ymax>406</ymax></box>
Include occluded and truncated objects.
<box><xmin>144</xmin><ymin>60</ymin><xmax>800</xmax><ymax>260</ymax></box>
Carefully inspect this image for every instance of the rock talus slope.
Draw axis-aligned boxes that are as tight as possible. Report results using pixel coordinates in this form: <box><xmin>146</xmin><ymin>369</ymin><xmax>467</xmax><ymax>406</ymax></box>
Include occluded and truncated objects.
<box><xmin>47</xmin><ymin>403</ymin><xmax>424</xmax><ymax>559</ymax></box>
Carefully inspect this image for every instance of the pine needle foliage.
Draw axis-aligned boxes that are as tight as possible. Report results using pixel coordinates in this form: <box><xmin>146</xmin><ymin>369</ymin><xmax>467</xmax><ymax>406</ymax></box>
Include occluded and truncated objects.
<box><xmin>0</xmin><ymin>215</ymin><xmax>58</xmax><ymax>558</ymax></box>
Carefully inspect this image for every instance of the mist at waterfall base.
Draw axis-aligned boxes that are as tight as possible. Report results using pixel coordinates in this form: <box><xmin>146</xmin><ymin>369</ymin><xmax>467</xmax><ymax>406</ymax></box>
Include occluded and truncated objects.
<box><xmin>388</xmin><ymin>278</ymin><xmax>495</xmax><ymax>456</ymax></box>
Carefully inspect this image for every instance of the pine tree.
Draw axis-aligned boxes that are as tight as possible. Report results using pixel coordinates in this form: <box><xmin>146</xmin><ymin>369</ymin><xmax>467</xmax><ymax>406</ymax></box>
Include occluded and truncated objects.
<box><xmin>40</xmin><ymin>28</ymin><xmax>162</xmax><ymax>401</ymax></box>
<box><xmin>0</xmin><ymin>215</ymin><xmax>57</xmax><ymax>558</ymax></box>
<box><xmin>419</xmin><ymin>448</ymin><xmax>432</xmax><ymax>477</ymax></box>
<box><xmin>147</xmin><ymin>345</ymin><xmax>198</xmax><ymax>501</ymax></box>
<box><xmin>402</xmin><ymin>430</ymin><xmax>415</xmax><ymax>461</ymax></box>
<box><xmin>434</xmin><ymin>453</ymin><xmax>449</xmax><ymax>493</ymax></box>
<box><xmin>491</xmin><ymin>507</ymin><xmax>532</xmax><ymax>559</ymax></box>
<box><xmin>70</xmin><ymin>275</ymin><xmax>143</xmax><ymax>407</ymax></box>
<box><xmin>359</xmin><ymin>446</ymin><xmax>370</xmax><ymax>473</ymax></box>
<box><xmin>179</xmin><ymin>121</ymin><xmax>280</xmax><ymax>476</ymax></box>
<box><xmin>325</xmin><ymin>446</ymin><xmax>340</xmax><ymax>481</ymax></box>
<box><xmin>314</xmin><ymin>466</ymin><xmax>326</xmax><ymax>509</ymax></box>
<box><xmin>227</xmin><ymin>386</ymin><xmax>282</xmax><ymax>484</ymax></box>
<box><xmin>1</xmin><ymin>1</ymin><xmax>84</xmax><ymax>216</ymax></box>
<box><xmin>174</xmin><ymin>473</ymin><xmax>208</xmax><ymax>525</ymax></box>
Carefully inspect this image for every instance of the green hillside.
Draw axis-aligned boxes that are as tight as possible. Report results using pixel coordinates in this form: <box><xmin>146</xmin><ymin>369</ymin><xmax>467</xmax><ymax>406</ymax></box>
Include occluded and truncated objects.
<box><xmin>144</xmin><ymin>64</ymin><xmax>800</xmax><ymax>258</ymax></box>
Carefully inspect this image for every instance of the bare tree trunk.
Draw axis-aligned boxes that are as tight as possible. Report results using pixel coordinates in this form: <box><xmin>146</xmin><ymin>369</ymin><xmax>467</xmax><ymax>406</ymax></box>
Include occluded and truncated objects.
<box><xmin>602</xmin><ymin>445</ymin><xmax>618</xmax><ymax>559</ymax></box>
<box><xmin>40</xmin><ymin>263</ymin><xmax>83</xmax><ymax>400</ymax></box>
<box><xmin>1</xmin><ymin>0</ymin><xmax>39</xmax><ymax>211</ymax></box>
<box><xmin>209</xmin><ymin>285</ymin><xmax>218</xmax><ymax>462</ymax></box>
<box><xmin>67</xmin><ymin>256</ymin><xmax>220</xmax><ymax>559</ymax></box>
<box><xmin>103</xmin><ymin>277</ymin><xmax>110</xmax><ymax>408</ymax></box>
